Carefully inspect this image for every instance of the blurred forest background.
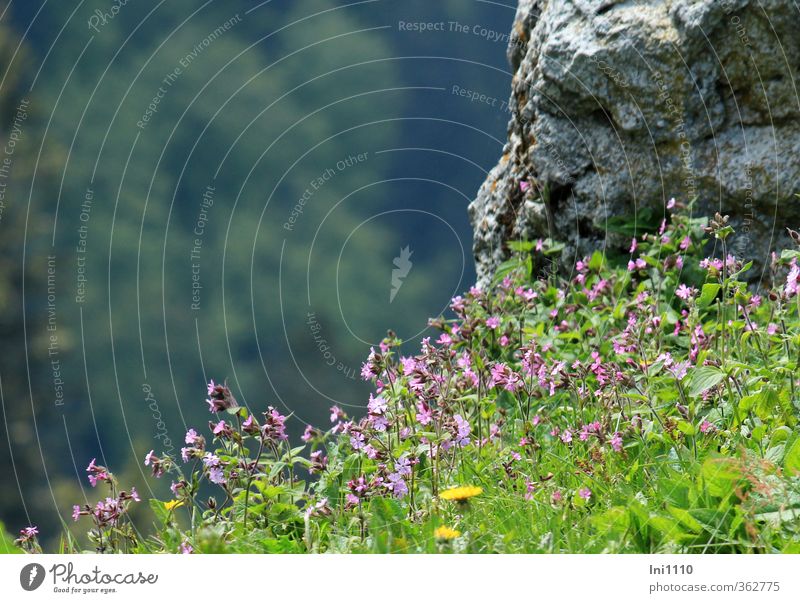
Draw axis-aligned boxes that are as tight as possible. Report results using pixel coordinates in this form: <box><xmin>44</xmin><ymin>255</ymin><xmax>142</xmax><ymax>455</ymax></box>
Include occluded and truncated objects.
<box><xmin>0</xmin><ymin>0</ymin><xmax>513</xmax><ymax>545</ymax></box>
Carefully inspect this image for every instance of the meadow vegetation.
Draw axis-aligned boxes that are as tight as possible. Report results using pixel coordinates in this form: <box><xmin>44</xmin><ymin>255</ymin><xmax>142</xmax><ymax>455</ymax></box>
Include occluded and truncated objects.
<box><xmin>12</xmin><ymin>200</ymin><xmax>800</xmax><ymax>554</ymax></box>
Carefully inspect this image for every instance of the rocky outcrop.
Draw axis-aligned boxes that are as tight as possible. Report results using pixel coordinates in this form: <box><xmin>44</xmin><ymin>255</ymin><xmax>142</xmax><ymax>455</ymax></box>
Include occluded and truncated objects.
<box><xmin>470</xmin><ymin>0</ymin><xmax>800</xmax><ymax>286</ymax></box>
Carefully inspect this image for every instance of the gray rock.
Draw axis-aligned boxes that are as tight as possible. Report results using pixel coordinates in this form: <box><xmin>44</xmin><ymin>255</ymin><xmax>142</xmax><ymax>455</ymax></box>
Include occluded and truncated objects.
<box><xmin>469</xmin><ymin>0</ymin><xmax>800</xmax><ymax>286</ymax></box>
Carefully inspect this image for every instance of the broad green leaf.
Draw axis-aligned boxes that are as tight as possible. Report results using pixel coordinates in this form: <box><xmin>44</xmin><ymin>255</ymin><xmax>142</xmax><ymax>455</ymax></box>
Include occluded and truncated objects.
<box><xmin>769</xmin><ymin>426</ymin><xmax>793</xmax><ymax>446</ymax></box>
<box><xmin>148</xmin><ymin>499</ymin><xmax>171</xmax><ymax>525</ymax></box>
<box><xmin>507</xmin><ymin>240</ymin><xmax>535</xmax><ymax>252</ymax></box>
<box><xmin>667</xmin><ymin>505</ymin><xmax>703</xmax><ymax>534</ymax></box>
<box><xmin>738</xmin><ymin>392</ymin><xmax>759</xmax><ymax>414</ymax></box>
<box><xmin>755</xmin><ymin>388</ymin><xmax>778</xmax><ymax>419</ymax></box>
<box><xmin>779</xmin><ymin>249</ymin><xmax>800</xmax><ymax>262</ymax></box>
<box><xmin>751</xmin><ymin>424</ymin><xmax>767</xmax><ymax>442</ymax></box>
<box><xmin>543</xmin><ymin>241</ymin><xmax>565</xmax><ymax>256</ymax></box>
<box><xmin>697</xmin><ymin>283</ymin><xmax>721</xmax><ymax>307</ymax></box>
<box><xmin>592</xmin><ymin>507</ymin><xmax>629</xmax><ymax>536</ymax></box>
<box><xmin>784</xmin><ymin>436</ymin><xmax>800</xmax><ymax>476</ymax></box>
<box><xmin>701</xmin><ymin>457</ymin><xmax>744</xmax><ymax>498</ymax></box>
<box><xmin>687</xmin><ymin>367</ymin><xmax>725</xmax><ymax>397</ymax></box>
<box><xmin>588</xmin><ymin>250</ymin><xmax>604</xmax><ymax>271</ymax></box>
<box><xmin>765</xmin><ymin>445</ymin><xmax>785</xmax><ymax>464</ymax></box>
<box><xmin>0</xmin><ymin>522</ymin><xmax>23</xmax><ymax>554</ymax></box>
<box><xmin>731</xmin><ymin>260</ymin><xmax>753</xmax><ymax>277</ymax></box>
<box><xmin>756</xmin><ymin>508</ymin><xmax>800</xmax><ymax>525</ymax></box>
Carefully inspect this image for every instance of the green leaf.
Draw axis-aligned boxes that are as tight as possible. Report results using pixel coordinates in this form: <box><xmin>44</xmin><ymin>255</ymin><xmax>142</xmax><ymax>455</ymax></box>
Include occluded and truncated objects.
<box><xmin>731</xmin><ymin>260</ymin><xmax>753</xmax><ymax>278</ymax></box>
<box><xmin>697</xmin><ymin>283</ymin><xmax>721</xmax><ymax>307</ymax></box>
<box><xmin>508</xmin><ymin>240</ymin><xmax>535</xmax><ymax>252</ymax></box>
<box><xmin>588</xmin><ymin>250</ymin><xmax>604</xmax><ymax>271</ymax></box>
<box><xmin>0</xmin><ymin>522</ymin><xmax>23</xmax><ymax>554</ymax></box>
<box><xmin>701</xmin><ymin>457</ymin><xmax>744</xmax><ymax>498</ymax></box>
<box><xmin>751</xmin><ymin>424</ymin><xmax>767</xmax><ymax>442</ymax></box>
<box><xmin>256</xmin><ymin>484</ymin><xmax>285</xmax><ymax>500</ymax></box>
<box><xmin>687</xmin><ymin>367</ymin><xmax>725</xmax><ymax>397</ymax></box>
<box><xmin>784</xmin><ymin>436</ymin><xmax>800</xmax><ymax>476</ymax></box>
<box><xmin>769</xmin><ymin>426</ymin><xmax>793</xmax><ymax>446</ymax></box>
<box><xmin>543</xmin><ymin>240</ymin><xmax>565</xmax><ymax>256</ymax></box>
<box><xmin>738</xmin><ymin>392</ymin><xmax>759</xmax><ymax>414</ymax></box>
<box><xmin>148</xmin><ymin>499</ymin><xmax>171</xmax><ymax>525</ymax></box>
<box><xmin>715</xmin><ymin>225</ymin><xmax>734</xmax><ymax>240</ymax></box>
<box><xmin>756</xmin><ymin>508</ymin><xmax>800</xmax><ymax>525</ymax></box>
<box><xmin>779</xmin><ymin>249</ymin><xmax>800</xmax><ymax>262</ymax></box>
<box><xmin>492</xmin><ymin>258</ymin><xmax>520</xmax><ymax>283</ymax></box>
<box><xmin>592</xmin><ymin>507</ymin><xmax>629</xmax><ymax>537</ymax></box>
<box><xmin>740</xmin><ymin>387</ymin><xmax>783</xmax><ymax>421</ymax></box>
<box><xmin>666</xmin><ymin>505</ymin><xmax>703</xmax><ymax>534</ymax></box>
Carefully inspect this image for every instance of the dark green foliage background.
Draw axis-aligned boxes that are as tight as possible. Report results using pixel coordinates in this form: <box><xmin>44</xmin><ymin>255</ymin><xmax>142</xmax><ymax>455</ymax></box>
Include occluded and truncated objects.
<box><xmin>0</xmin><ymin>0</ymin><xmax>514</xmax><ymax>543</ymax></box>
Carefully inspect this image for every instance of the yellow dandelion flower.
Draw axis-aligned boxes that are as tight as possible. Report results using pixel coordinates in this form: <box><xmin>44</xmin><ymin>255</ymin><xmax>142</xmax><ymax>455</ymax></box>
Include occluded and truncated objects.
<box><xmin>164</xmin><ymin>499</ymin><xmax>184</xmax><ymax>511</ymax></box>
<box><xmin>439</xmin><ymin>486</ymin><xmax>482</xmax><ymax>502</ymax></box>
<box><xmin>434</xmin><ymin>526</ymin><xmax>461</xmax><ymax>540</ymax></box>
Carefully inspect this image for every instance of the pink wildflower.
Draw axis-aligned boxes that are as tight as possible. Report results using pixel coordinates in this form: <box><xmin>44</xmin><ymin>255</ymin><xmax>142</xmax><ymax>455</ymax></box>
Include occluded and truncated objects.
<box><xmin>330</xmin><ymin>405</ymin><xmax>345</xmax><ymax>423</ymax></box>
<box><xmin>786</xmin><ymin>259</ymin><xmax>800</xmax><ymax>298</ymax></box>
<box><xmin>627</xmin><ymin>258</ymin><xmax>647</xmax><ymax>271</ymax></box>
<box><xmin>675</xmin><ymin>284</ymin><xmax>696</xmax><ymax>301</ymax></box>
